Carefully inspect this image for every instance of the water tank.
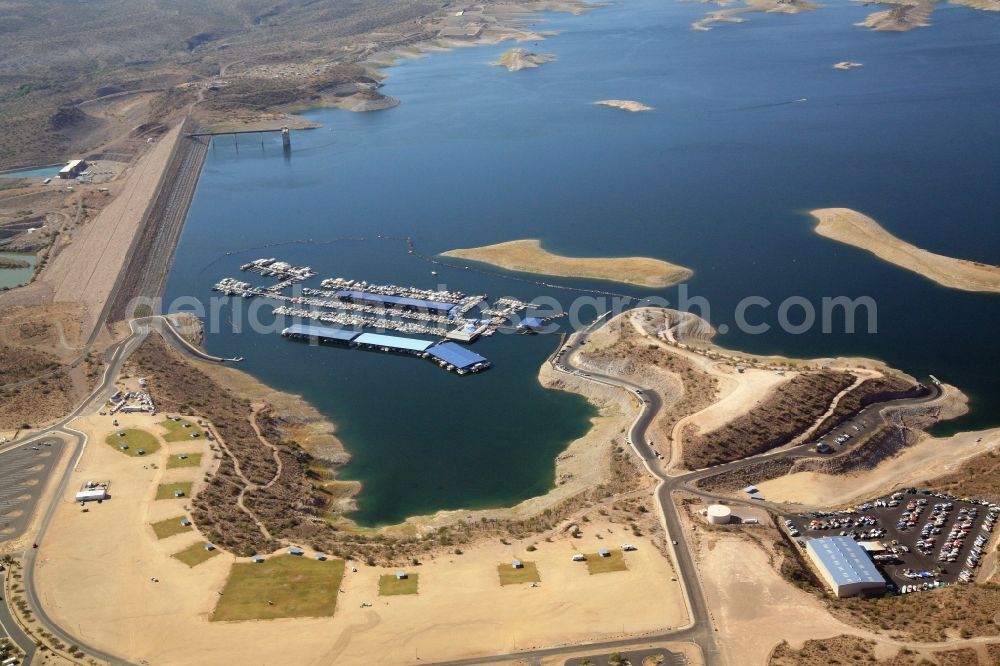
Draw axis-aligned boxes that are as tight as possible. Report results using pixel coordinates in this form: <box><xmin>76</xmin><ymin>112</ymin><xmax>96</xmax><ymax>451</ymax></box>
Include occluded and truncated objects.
<box><xmin>707</xmin><ymin>504</ymin><xmax>732</xmax><ymax>525</ymax></box>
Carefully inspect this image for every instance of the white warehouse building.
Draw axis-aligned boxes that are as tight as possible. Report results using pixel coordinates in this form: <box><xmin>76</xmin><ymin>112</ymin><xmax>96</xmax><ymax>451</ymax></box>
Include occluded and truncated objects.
<box><xmin>806</xmin><ymin>536</ymin><xmax>886</xmax><ymax>598</ymax></box>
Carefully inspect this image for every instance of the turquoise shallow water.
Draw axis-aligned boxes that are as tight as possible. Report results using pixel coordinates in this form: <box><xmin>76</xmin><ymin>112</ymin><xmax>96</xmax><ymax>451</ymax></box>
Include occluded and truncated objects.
<box><xmin>0</xmin><ymin>165</ymin><xmax>62</xmax><ymax>179</ymax></box>
<box><xmin>165</xmin><ymin>0</ymin><xmax>1000</xmax><ymax>524</ymax></box>
<box><xmin>0</xmin><ymin>251</ymin><xmax>36</xmax><ymax>289</ymax></box>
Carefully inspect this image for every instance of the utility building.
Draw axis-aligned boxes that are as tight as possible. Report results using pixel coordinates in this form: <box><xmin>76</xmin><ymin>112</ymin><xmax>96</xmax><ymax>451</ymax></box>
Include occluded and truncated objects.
<box><xmin>806</xmin><ymin>536</ymin><xmax>886</xmax><ymax>598</ymax></box>
<box><xmin>59</xmin><ymin>159</ymin><xmax>88</xmax><ymax>179</ymax></box>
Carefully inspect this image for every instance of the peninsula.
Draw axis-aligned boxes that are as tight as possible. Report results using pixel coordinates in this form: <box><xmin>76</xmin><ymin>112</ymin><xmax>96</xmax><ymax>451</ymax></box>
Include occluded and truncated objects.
<box><xmin>490</xmin><ymin>48</ymin><xmax>557</xmax><ymax>71</ymax></box>
<box><xmin>809</xmin><ymin>208</ymin><xmax>1000</xmax><ymax>293</ymax></box>
<box><xmin>441</xmin><ymin>238</ymin><xmax>692</xmax><ymax>288</ymax></box>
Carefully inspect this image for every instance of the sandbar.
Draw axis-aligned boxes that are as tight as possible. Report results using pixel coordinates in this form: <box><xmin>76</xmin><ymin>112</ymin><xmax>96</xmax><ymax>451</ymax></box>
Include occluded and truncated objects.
<box><xmin>809</xmin><ymin>208</ymin><xmax>1000</xmax><ymax>293</ymax></box>
<box><xmin>594</xmin><ymin>99</ymin><xmax>653</xmax><ymax>112</ymax></box>
<box><xmin>440</xmin><ymin>238</ymin><xmax>691</xmax><ymax>288</ymax></box>
<box><xmin>490</xmin><ymin>48</ymin><xmax>557</xmax><ymax>71</ymax></box>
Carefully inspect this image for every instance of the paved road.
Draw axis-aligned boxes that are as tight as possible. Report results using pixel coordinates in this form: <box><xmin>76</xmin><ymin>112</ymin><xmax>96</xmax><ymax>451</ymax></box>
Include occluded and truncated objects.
<box><xmin>427</xmin><ymin>323</ymin><xmax>944</xmax><ymax>666</ymax></box>
<box><xmin>0</xmin><ymin>556</ymin><xmax>34</xmax><ymax>663</ymax></box>
<box><xmin>0</xmin><ymin>309</ymin><xmax>945</xmax><ymax>666</ymax></box>
<box><xmin>0</xmin><ymin>324</ymin><xmax>150</xmax><ymax>666</ymax></box>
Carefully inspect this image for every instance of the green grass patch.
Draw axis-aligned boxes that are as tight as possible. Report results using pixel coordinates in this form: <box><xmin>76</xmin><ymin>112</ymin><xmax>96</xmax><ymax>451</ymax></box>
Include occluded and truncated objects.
<box><xmin>212</xmin><ymin>555</ymin><xmax>346</xmax><ymax>621</ymax></box>
<box><xmin>497</xmin><ymin>561</ymin><xmax>540</xmax><ymax>586</ymax></box>
<box><xmin>158</xmin><ymin>418</ymin><xmax>206</xmax><ymax>442</ymax></box>
<box><xmin>155</xmin><ymin>482</ymin><xmax>193</xmax><ymax>500</ymax></box>
<box><xmin>379</xmin><ymin>573</ymin><xmax>419</xmax><ymax>596</ymax></box>
<box><xmin>172</xmin><ymin>542</ymin><xmax>220</xmax><ymax>567</ymax></box>
<box><xmin>151</xmin><ymin>516</ymin><xmax>193</xmax><ymax>539</ymax></box>
<box><xmin>104</xmin><ymin>428</ymin><xmax>160</xmax><ymax>457</ymax></box>
<box><xmin>585</xmin><ymin>550</ymin><xmax>627</xmax><ymax>574</ymax></box>
<box><xmin>167</xmin><ymin>452</ymin><xmax>203</xmax><ymax>469</ymax></box>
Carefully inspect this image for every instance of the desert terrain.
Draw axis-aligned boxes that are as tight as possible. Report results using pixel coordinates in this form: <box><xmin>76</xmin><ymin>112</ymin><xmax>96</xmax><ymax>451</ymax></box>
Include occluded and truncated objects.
<box><xmin>35</xmin><ymin>407</ymin><xmax>686</xmax><ymax>665</ymax></box>
<box><xmin>810</xmin><ymin>208</ymin><xmax>1000</xmax><ymax>293</ymax></box>
<box><xmin>441</xmin><ymin>239</ymin><xmax>692</xmax><ymax>288</ymax></box>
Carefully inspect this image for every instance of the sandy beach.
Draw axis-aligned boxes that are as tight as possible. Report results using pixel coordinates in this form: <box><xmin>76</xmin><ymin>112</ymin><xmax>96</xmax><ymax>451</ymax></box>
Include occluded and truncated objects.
<box><xmin>810</xmin><ymin>208</ymin><xmax>1000</xmax><ymax>293</ymax></box>
<box><xmin>441</xmin><ymin>239</ymin><xmax>691</xmax><ymax>288</ymax></box>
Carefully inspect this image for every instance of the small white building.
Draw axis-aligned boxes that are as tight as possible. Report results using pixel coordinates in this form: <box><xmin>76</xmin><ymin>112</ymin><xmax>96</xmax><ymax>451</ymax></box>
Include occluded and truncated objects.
<box><xmin>75</xmin><ymin>481</ymin><xmax>109</xmax><ymax>502</ymax></box>
<box><xmin>58</xmin><ymin>159</ymin><xmax>88</xmax><ymax>179</ymax></box>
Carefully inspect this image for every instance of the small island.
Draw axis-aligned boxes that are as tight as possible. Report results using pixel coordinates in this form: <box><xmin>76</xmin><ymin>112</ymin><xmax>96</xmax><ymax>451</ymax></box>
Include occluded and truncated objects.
<box><xmin>833</xmin><ymin>61</ymin><xmax>863</xmax><ymax>70</ymax></box>
<box><xmin>594</xmin><ymin>99</ymin><xmax>653</xmax><ymax>113</ymax></box>
<box><xmin>809</xmin><ymin>208</ymin><xmax>1000</xmax><ymax>293</ymax></box>
<box><xmin>440</xmin><ymin>239</ymin><xmax>692</xmax><ymax>288</ymax></box>
<box><xmin>490</xmin><ymin>48</ymin><xmax>557</xmax><ymax>72</ymax></box>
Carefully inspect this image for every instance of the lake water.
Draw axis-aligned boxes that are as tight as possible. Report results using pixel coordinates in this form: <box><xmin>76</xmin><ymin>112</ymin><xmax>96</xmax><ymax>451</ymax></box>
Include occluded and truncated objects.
<box><xmin>0</xmin><ymin>251</ymin><xmax>36</xmax><ymax>289</ymax></box>
<box><xmin>165</xmin><ymin>0</ymin><xmax>1000</xmax><ymax>525</ymax></box>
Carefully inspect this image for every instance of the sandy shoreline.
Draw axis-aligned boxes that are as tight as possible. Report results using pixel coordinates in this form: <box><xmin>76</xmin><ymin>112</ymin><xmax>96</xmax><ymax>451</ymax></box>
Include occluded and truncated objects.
<box><xmin>441</xmin><ymin>238</ymin><xmax>692</xmax><ymax>288</ymax></box>
<box><xmin>809</xmin><ymin>208</ymin><xmax>1000</xmax><ymax>293</ymax></box>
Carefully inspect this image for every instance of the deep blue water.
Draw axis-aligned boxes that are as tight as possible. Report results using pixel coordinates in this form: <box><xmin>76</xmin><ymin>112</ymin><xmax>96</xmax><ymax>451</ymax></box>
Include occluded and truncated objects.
<box><xmin>165</xmin><ymin>0</ymin><xmax>1000</xmax><ymax>524</ymax></box>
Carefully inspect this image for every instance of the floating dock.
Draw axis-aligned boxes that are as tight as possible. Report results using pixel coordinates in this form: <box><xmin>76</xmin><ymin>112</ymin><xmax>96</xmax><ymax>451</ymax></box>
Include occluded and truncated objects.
<box><xmin>281</xmin><ymin>324</ymin><xmax>490</xmax><ymax>375</ymax></box>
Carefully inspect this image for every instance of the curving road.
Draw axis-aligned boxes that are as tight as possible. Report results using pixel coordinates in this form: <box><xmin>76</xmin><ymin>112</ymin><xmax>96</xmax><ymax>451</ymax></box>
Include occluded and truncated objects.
<box><xmin>427</xmin><ymin>320</ymin><xmax>943</xmax><ymax>666</ymax></box>
<box><xmin>1</xmin><ymin>310</ymin><xmax>945</xmax><ymax>666</ymax></box>
<box><xmin>0</xmin><ymin>316</ymin><xmax>235</xmax><ymax>666</ymax></box>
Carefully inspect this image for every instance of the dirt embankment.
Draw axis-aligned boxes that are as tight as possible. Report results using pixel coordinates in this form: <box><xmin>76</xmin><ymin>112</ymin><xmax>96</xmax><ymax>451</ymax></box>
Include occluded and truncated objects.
<box><xmin>683</xmin><ymin>370</ymin><xmax>856</xmax><ymax>468</ymax></box>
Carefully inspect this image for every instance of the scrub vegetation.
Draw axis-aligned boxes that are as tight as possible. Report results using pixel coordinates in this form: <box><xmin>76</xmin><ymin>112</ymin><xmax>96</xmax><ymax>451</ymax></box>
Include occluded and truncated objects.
<box><xmin>770</xmin><ymin>635</ymin><xmax>980</xmax><ymax>665</ymax></box>
<box><xmin>125</xmin><ymin>333</ymin><xmax>659</xmax><ymax>566</ymax></box>
<box><xmin>683</xmin><ymin>371</ymin><xmax>856</xmax><ymax>468</ymax></box>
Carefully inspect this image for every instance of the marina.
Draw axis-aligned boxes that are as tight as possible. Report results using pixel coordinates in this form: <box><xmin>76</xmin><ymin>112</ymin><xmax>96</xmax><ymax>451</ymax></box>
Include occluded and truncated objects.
<box><xmin>215</xmin><ymin>257</ymin><xmax>546</xmax><ymax>341</ymax></box>
<box><xmin>281</xmin><ymin>323</ymin><xmax>491</xmax><ymax>375</ymax></box>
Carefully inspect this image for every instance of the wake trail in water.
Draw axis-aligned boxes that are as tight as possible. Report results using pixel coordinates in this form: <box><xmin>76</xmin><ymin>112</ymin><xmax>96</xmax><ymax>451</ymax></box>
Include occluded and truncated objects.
<box><xmin>734</xmin><ymin>98</ymin><xmax>808</xmax><ymax>111</ymax></box>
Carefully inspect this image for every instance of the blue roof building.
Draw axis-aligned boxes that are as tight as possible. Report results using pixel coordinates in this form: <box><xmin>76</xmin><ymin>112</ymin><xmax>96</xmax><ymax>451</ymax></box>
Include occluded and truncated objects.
<box><xmin>282</xmin><ymin>324</ymin><xmax>359</xmax><ymax>344</ymax></box>
<box><xmin>806</xmin><ymin>536</ymin><xmax>886</xmax><ymax>597</ymax></box>
<box><xmin>354</xmin><ymin>332</ymin><xmax>434</xmax><ymax>354</ymax></box>
<box><xmin>427</xmin><ymin>342</ymin><xmax>490</xmax><ymax>372</ymax></box>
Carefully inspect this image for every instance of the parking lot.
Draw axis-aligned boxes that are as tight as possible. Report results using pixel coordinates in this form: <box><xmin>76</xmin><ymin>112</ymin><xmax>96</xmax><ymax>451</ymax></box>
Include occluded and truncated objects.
<box><xmin>0</xmin><ymin>437</ymin><xmax>65</xmax><ymax>545</ymax></box>
<box><xmin>784</xmin><ymin>488</ymin><xmax>998</xmax><ymax>593</ymax></box>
